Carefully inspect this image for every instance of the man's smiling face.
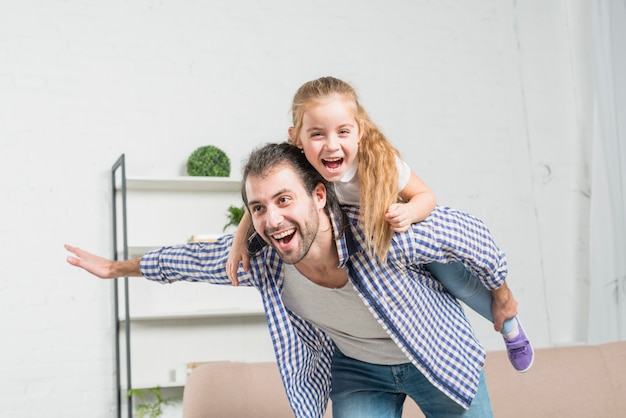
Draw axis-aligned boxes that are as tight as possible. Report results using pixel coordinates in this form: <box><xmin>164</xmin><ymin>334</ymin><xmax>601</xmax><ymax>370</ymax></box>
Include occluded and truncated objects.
<box><xmin>245</xmin><ymin>163</ymin><xmax>326</xmax><ymax>264</ymax></box>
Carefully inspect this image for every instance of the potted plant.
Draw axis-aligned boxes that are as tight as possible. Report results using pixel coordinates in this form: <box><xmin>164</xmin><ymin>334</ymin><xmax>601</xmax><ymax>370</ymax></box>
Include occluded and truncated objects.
<box><xmin>128</xmin><ymin>387</ymin><xmax>181</xmax><ymax>418</ymax></box>
<box><xmin>223</xmin><ymin>204</ymin><xmax>246</xmax><ymax>232</ymax></box>
<box><xmin>186</xmin><ymin>145</ymin><xmax>230</xmax><ymax>177</ymax></box>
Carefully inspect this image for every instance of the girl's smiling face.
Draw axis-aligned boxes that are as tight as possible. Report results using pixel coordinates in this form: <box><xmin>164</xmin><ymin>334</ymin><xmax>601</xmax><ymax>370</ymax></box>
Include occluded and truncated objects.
<box><xmin>290</xmin><ymin>94</ymin><xmax>362</xmax><ymax>183</ymax></box>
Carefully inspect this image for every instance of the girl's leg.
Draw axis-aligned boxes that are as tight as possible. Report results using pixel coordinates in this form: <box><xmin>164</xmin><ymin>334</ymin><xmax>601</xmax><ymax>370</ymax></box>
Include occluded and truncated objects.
<box><xmin>424</xmin><ymin>262</ymin><xmax>515</xmax><ymax>334</ymax></box>
<box><xmin>425</xmin><ymin>262</ymin><xmax>534</xmax><ymax>372</ymax></box>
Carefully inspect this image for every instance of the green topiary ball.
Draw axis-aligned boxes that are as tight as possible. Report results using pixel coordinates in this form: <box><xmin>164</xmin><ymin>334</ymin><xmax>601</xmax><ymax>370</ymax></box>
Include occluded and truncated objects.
<box><xmin>186</xmin><ymin>145</ymin><xmax>231</xmax><ymax>177</ymax></box>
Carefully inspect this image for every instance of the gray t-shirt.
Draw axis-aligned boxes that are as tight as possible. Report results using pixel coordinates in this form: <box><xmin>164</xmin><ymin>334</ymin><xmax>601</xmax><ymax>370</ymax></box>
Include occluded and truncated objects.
<box><xmin>281</xmin><ymin>264</ymin><xmax>409</xmax><ymax>365</ymax></box>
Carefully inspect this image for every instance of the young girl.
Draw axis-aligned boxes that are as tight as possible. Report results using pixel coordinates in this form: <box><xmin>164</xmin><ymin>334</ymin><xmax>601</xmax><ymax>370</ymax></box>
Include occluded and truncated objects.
<box><xmin>227</xmin><ymin>76</ymin><xmax>533</xmax><ymax>372</ymax></box>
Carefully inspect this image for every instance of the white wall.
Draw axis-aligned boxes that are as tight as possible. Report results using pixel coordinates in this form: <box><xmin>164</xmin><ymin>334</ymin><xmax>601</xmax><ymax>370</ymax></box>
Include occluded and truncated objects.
<box><xmin>0</xmin><ymin>0</ymin><xmax>594</xmax><ymax>416</ymax></box>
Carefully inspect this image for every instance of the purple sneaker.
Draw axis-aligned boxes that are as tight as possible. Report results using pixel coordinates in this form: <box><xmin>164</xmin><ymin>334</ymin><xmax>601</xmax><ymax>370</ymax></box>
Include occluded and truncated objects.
<box><xmin>504</xmin><ymin>318</ymin><xmax>534</xmax><ymax>372</ymax></box>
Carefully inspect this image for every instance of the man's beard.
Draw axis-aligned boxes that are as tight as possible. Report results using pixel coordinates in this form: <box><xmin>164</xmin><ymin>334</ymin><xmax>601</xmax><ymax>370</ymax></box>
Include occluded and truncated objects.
<box><xmin>267</xmin><ymin>203</ymin><xmax>319</xmax><ymax>264</ymax></box>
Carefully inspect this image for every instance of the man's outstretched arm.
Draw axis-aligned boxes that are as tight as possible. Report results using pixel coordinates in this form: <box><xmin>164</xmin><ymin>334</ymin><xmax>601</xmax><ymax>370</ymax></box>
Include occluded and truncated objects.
<box><xmin>65</xmin><ymin>244</ymin><xmax>142</xmax><ymax>279</ymax></box>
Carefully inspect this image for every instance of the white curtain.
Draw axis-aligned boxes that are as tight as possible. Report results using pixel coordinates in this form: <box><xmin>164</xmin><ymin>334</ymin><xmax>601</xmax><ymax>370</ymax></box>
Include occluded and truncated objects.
<box><xmin>588</xmin><ymin>0</ymin><xmax>626</xmax><ymax>343</ymax></box>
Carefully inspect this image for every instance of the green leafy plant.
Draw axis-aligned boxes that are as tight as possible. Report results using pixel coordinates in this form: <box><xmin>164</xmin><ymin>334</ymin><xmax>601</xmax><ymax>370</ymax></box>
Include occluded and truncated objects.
<box><xmin>186</xmin><ymin>145</ymin><xmax>230</xmax><ymax>177</ymax></box>
<box><xmin>128</xmin><ymin>387</ymin><xmax>181</xmax><ymax>418</ymax></box>
<box><xmin>224</xmin><ymin>204</ymin><xmax>246</xmax><ymax>231</ymax></box>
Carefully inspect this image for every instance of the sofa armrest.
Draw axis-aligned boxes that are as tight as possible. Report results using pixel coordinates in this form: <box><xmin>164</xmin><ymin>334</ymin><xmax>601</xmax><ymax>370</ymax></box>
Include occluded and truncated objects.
<box><xmin>182</xmin><ymin>361</ymin><xmax>295</xmax><ymax>418</ymax></box>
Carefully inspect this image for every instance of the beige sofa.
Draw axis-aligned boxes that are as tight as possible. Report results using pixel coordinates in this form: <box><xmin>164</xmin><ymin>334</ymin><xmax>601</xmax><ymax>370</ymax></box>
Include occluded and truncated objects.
<box><xmin>182</xmin><ymin>341</ymin><xmax>626</xmax><ymax>417</ymax></box>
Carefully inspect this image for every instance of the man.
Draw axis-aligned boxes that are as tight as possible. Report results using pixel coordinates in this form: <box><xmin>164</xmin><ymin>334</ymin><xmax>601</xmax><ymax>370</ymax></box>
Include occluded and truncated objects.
<box><xmin>67</xmin><ymin>142</ymin><xmax>518</xmax><ymax>417</ymax></box>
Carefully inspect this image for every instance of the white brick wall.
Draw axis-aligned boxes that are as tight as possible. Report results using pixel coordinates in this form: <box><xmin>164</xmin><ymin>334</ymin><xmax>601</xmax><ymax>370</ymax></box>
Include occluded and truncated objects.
<box><xmin>0</xmin><ymin>0</ymin><xmax>593</xmax><ymax>415</ymax></box>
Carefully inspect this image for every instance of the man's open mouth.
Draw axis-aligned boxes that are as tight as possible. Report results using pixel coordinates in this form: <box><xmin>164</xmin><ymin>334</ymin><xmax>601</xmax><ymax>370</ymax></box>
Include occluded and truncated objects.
<box><xmin>272</xmin><ymin>228</ymin><xmax>296</xmax><ymax>245</ymax></box>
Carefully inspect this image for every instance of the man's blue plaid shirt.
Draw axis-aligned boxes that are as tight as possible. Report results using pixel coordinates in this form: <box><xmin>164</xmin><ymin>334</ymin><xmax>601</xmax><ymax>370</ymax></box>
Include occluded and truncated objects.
<box><xmin>141</xmin><ymin>205</ymin><xmax>508</xmax><ymax>418</ymax></box>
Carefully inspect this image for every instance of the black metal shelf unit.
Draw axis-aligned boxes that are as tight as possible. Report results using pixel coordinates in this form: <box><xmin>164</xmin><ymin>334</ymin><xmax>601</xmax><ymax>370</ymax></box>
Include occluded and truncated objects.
<box><xmin>111</xmin><ymin>154</ymin><xmax>132</xmax><ymax>418</ymax></box>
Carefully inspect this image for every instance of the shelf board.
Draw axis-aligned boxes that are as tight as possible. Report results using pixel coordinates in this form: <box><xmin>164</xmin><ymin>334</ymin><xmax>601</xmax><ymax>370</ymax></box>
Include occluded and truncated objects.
<box><xmin>120</xmin><ymin>176</ymin><xmax>241</xmax><ymax>192</ymax></box>
<box><xmin>124</xmin><ymin>381</ymin><xmax>185</xmax><ymax>391</ymax></box>
<box><xmin>119</xmin><ymin>308</ymin><xmax>265</xmax><ymax>322</ymax></box>
<box><xmin>118</xmin><ymin>240</ymin><xmax>223</xmax><ymax>258</ymax></box>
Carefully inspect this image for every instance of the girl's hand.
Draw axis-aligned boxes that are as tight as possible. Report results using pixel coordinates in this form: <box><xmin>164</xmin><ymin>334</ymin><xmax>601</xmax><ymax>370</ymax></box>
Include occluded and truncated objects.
<box><xmin>385</xmin><ymin>203</ymin><xmax>412</xmax><ymax>232</ymax></box>
<box><xmin>226</xmin><ymin>242</ymin><xmax>250</xmax><ymax>286</ymax></box>
<box><xmin>227</xmin><ymin>210</ymin><xmax>252</xmax><ymax>286</ymax></box>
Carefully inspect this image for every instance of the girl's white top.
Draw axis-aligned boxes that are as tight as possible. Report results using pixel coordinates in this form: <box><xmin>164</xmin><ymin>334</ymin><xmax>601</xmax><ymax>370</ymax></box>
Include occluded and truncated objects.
<box><xmin>333</xmin><ymin>156</ymin><xmax>411</xmax><ymax>205</ymax></box>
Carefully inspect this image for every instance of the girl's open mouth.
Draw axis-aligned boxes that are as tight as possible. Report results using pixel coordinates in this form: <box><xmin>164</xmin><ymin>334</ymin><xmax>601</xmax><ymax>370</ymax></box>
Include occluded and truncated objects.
<box><xmin>322</xmin><ymin>157</ymin><xmax>343</xmax><ymax>170</ymax></box>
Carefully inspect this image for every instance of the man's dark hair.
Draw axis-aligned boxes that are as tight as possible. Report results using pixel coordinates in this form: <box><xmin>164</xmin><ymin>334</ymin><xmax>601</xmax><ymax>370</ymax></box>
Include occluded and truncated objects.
<box><xmin>241</xmin><ymin>142</ymin><xmax>343</xmax><ymax>235</ymax></box>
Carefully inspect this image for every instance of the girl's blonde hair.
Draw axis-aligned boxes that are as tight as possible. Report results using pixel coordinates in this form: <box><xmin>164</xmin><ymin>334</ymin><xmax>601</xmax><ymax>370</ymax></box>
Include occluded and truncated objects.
<box><xmin>290</xmin><ymin>76</ymin><xmax>400</xmax><ymax>262</ymax></box>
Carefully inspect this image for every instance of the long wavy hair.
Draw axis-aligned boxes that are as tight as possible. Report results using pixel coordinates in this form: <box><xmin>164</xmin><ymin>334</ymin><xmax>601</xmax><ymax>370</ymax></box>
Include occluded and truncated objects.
<box><xmin>290</xmin><ymin>76</ymin><xmax>400</xmax><ymax>262</ymax></box>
